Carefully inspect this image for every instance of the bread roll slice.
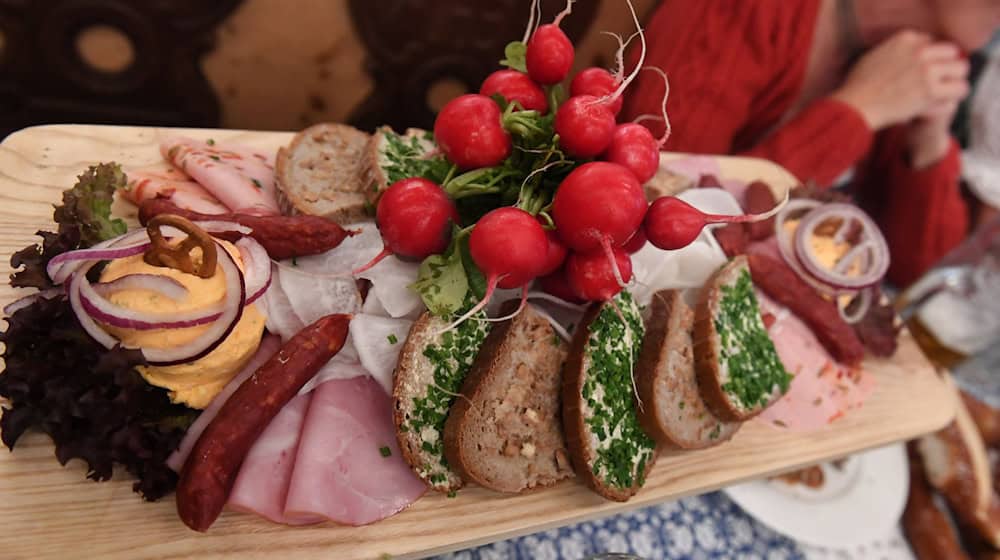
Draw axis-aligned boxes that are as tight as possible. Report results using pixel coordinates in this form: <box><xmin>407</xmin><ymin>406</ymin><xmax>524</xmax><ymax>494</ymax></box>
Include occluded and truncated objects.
<box><xmin>693</xmin><ymin>256</ymin><xmax>791</xmax><ymax>421</ymax></box>
<box><xmin>275</xmin><ymin>123</ymin><xmax>371</xmax><ymax>223</ymax></box>
<box><xmin>563</xmin><ymin>290</ymin><xmax>657</xmax><ymax>502</ymax></box>
<box><xmin>359</xmin><ymin>126</ymin><xmax>437</xmax><ymax>204</ymax></box>
<box><xmin>393</xmin><ymin>311</ymin><xmax>490</xmax><ymax>493</ymax></box>
<box><xmin>637</xmin><ymin>290</ymin><xmax>740</xmax><ymax>449</ymax></box>
<box><xmin>443</xmin><ymin>304</ymin><xmax>573</xmax><ymax>493</ymax></box>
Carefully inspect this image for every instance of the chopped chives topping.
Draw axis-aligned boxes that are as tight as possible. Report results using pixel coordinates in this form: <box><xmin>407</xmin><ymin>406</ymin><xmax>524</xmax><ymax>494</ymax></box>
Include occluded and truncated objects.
<box><xmin>206</xmin><ymin>138</ymin><xmax>215</xmax><ymax>146</ymax></box>
<box><xmin>251</xmin><ymin>178</ymin><xmax>263</xmax><ymax>189</ymax></box>
<box><xmin>379</xmin><ymin>446</ymin><xmax>391</xmax><ymax>457</ymax></box>
<box><xmin>209</xmin><ymin>155</ymin><xmax>221</xmax><ymax>161</ymax></box>
<box><xmin>387</xmin><ymin>333</ymin><xmax>398</xmax><ymax>344</ymax></box>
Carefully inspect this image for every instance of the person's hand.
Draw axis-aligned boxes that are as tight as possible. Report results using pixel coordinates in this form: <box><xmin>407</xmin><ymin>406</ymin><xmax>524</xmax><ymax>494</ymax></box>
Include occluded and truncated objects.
<box><xmin>831</xmin><ymin>30</ymin><xmax>970</xmax><ymax>131</ymax></box>
<box><xmin>907</xmin><ymin>100</ymin><xmax>959</xmax><ymax>169</ymax></box>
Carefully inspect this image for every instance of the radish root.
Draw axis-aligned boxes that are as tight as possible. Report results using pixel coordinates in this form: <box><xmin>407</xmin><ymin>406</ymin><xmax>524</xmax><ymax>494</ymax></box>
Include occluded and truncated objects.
<box><xmin>350</xmin><ymin>246</ymin><xmax>392</xmax><ymax>276</ymax></box>
<box><xmin>631</xmin><ymin>114</ymin><xmax>663</xmax><ymax>125</ymax></box>
<box><xmin>522</xmin><ymin>0</ymin><xmax>540</xmax><ymax>43</ymax></box>
<box><xmin>532</xmin><ymin>305</ymin><xmax>573</xmax><ymax>342</ymax></box>
<box><xmin>435</xmin><ymin>276</ymin><xmax>498</xmax><ymax>335</ymax></box>
<box><xmin>600</xmin><ymin>237</ymin><xmax>628</xmax><ymax>288</ymax></box>
<box><xmin>593</xmin><ymin>0</ymin><xmax>645</xmax><ymax>108</ymax></box>
<box><xmin>553</xmin><ymin>0</ymin><xmax>575</xmax><ymax>26</ymax></box>
<box><xmin>642</xmin><ymin>65</ymin><xmax>672</xmax><ymax>147</ymax></box>
<box><xmin>482</xmin><ymin>285</ymin><xmax>529</xmax><ymax>322</ymax></box>
<box><xmin>704</xmin><ymin>188</ymin><xmax>790</xmax><ymax>224</ymax></box>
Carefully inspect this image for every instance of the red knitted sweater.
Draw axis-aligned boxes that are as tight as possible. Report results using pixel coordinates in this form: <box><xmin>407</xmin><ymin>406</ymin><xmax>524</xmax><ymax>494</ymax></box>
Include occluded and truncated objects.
<box><xmin>623</xmin><ymin>0</ymin><xmax>968</xmax><ymax>286</ymax></box>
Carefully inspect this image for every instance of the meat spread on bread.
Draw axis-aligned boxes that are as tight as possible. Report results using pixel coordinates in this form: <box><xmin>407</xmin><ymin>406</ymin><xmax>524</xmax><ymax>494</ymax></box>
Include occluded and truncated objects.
<box><xmin>444</xmin><ymin>303</ymin><xmax>573</xmax><ymax>493</ymax></box>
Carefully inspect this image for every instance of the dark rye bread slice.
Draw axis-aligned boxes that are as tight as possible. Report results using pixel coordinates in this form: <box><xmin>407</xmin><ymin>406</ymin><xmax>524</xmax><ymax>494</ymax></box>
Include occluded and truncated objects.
<box><xmin>275</xmin><ymin>123</ymin><xmax>370</xmax><ymax>223</ymax></box>
<box><xmin>636</xmin><ymin>290</ymin><xmax>740</xmax><ymax>449</ymax></box>
<box><xmin>563</xmin><ymin>291</ymin><xmax>658</xmax><ymax>502</ymax></box>
<box><xmin>393</xmin><ymin>310</ymin><xmax>490</xmax><ymax>493</ymax></box>
<box><xmin>693</xmin><ymin>256</ymin><xmax>791</xmax><ymax>422</ymax></box>
<box><xmin>443</xmin><ymin>303</ymin><xmax>573</xmax><ymax>493</ymax></box>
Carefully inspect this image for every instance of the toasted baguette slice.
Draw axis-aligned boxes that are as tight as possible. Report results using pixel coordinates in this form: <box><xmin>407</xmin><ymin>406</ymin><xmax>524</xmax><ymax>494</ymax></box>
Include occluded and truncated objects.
<box><xmin>637</xmin><ymin>290</ymin><xmax>740</xmax><ymax>449</ymax></box>
<box><xmin>275</xmin><ymin>123</ymin><xmax>371</xmax><ymax>223</ymax></box>
<box><xmin>359</xmin><ymin>126</ymin><xmax>436</xmax><ymax>204</ymax></box>
<box><xmin>393</xmin><ymin>310</ymin><xmax>490</xmax><ymax>493</ymax></box>
<box><xmin>443</xmin><ymin>304</ymin><xmax>573</xmax><ymax>493</ymax></box>
<box><xmin>563</xmin><ymin>291</ymin><xmax>657</xmax><ymax>502</ymax></box>
<box><xmin>693</xmin><ymin>256</ymin><xmax>791</xmax><ymax>421</ymax></box>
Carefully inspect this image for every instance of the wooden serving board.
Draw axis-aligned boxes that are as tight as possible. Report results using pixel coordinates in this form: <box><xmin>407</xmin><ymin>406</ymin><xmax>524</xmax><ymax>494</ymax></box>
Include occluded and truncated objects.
<box><xmin>0</xmin><ymin>125</ymin><xmax>954</xmax><ymax>560</ymax></box>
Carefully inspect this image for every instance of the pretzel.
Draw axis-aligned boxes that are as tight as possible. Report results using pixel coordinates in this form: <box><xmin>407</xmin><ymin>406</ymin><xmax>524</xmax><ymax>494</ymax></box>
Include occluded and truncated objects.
<box><xmin>144</xmin><ymin>215</ymin><xmax>217</xmax><ymax>278</ymax></box>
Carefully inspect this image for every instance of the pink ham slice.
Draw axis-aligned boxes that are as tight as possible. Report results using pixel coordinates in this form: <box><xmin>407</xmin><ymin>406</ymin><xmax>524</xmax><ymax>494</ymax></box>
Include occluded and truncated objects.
<box><xmin>757</xmin><ymin>290</ymin><xmax>876</xmax><ymax>431</ymax></box>
<box><xmin>161</xmin><ymin>137</ymin><xmax>280</xmax><ymax>215</ymax></box>
<box><xmin>227</xmin><ymin>392</ymin><xmax>323</xmax><ymax>526</ymax></box>
<box><xmin>284</xmin><ymin>376</ymin><xmax>427</xmax><ymax>525</ymax></box>
<box><xmin>166</xmin><ymin>335</ymin><xmax>281</xmax><ymax>472</ymax></box>
<box><xmin>121</xmin><ymin>168</ymin><xmax>229</xmax><ymax>215</ymax></box>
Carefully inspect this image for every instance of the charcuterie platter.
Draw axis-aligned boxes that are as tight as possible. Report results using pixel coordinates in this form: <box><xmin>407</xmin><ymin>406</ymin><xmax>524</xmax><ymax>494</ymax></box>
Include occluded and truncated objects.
<box><xmin>0</xmin><ymin>124</ymin><xmax>953</xmax><ymax>560</ymax></box>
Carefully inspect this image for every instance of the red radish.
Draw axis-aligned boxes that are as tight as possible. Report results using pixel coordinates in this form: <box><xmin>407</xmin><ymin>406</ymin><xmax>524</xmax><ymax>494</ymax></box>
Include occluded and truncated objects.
<box><xmin>554</xmin><ymin>95</ymin><xmax>617</xmax><ymax>158</ymax></box>
<box><xmin>480</xmin><ymin>70</ymin><xmax>548</xmax><ymax>113</ymax></box>
<box><xmin>603</xmin><ymin>123</ymin><xmax>660</xmax><ymax>183</ymax></box>
<box><xmin>552</xmin><ymin>162</ymin><xmax>647</xmax><ymax>252</ymax></box>
<box><xmin>434</xmin><ymin>94</ymin><xmax>511</xmax><ymax>169</ymax></box>
<box><xmin>538</xmin><ymin>229</ymin><xmax>568</xmax><ymax>277</ymax></box>
<box><xmin>566</xmin><ymin>247</ymin><xmax>633</xmax><ymax>301</ymax></box>
<box><xmin>525</xmin><ymin>0</ymin><xmax>576</xmax><ymax>85</ymax></box>
<box><xmin>538</xmin><ymin>267</ymin><xmax>584</xmax><ymax>303</ymax></box>
<box><xmin>555</xmin><ymin>0</ymin><xmax>646</xmax><ymax>158</ymax></box>
<box><xmin>570</xmin><ymin>68</ymin><xmax>623</xmax><ymax>115</ymax></box>
<box><xmin>622</xmin><ymin>226</ymin><xmax>647</xmax><ymax>254</ymax></box>
<box><xmin>353</xmin><ymin>178</ymin><xmax>459</xmax><ymax>274</ymax></box>
<box><xmin>645</xmin><ymin>193</ymin><xmax>788</xmax><ymax>251</ymax></box>
<box><xmin>441</xmin><ymin>207</ymin><xmax>549</xmax><ymax>331</ymax></box>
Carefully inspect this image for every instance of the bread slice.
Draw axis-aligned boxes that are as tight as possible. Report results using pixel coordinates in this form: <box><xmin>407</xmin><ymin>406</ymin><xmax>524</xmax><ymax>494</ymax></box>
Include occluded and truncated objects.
<box><xmin>636</xmin><ymin>290</ymin><xmax>740</xmax><ymax>449</ymax></box>
<box><xmin>392</xmin><ymin>310</ymin><xmax>490</xmax><ymax>493</ymax></box>
<box><xmin>644</xmin><ymin>168</ymin><xmax>693</xmax><ymax>201</ymax></box>
<box><xmin>693</xmin><ymin>256</ymin><xmax>791</xmax><ymax>422</ymax></box>
<box><xmin>562</xmin><ymin>290</ymin><xmax>658</xmax><ymax>502</ymax></box>
<box><xmin>275</xmin><ymin>123</ymin><xmax>371</xmax><ymax>223</ymax></box>
<box><xmin>443</xmin><ymin>303</ymin><xmax>573</xmax><ymax>493</ymax></box>
<box><xmin>359</xmin><ymin>126</ymin><xmax>437</xmax><ymax>204</ymax></box>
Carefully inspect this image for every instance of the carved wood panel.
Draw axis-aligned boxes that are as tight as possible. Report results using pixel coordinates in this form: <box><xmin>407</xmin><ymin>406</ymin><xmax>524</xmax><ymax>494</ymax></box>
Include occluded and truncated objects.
<box><xmin>347</xmin><ymin>0</ymin><xmax>599</xmax><ymax>132</ymax></box>
<box><xmin>0</xmin><ymin>0</ymin><xmax>241</xmax><ymax>138</ymax></box>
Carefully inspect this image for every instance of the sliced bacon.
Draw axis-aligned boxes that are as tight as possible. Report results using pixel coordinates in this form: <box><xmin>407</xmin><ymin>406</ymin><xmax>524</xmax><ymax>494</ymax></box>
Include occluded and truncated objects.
<box><xmin>121</xmin><ymin>169</ymin><xmax>229</xmax><ymax>215</ymax></box>
<box><xmin>161</xmin><ymin>137</ymin><xmax>280</xmax><ymax>216</ymax></box>
<box><xmin>283</xmin><ymin>376</ymin><xmax>426</xmax><ymax>526</ymax></box>
<box><xmin>227</xmin><ymin>393</ymin><xmax>322</xmax><ymax>526</ymax></box>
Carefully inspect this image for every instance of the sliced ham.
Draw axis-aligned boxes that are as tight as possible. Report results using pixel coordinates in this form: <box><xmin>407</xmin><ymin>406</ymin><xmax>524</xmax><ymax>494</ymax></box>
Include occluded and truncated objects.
<box><xmin>227</xmin><ymin>393</ymin><xmax>323</xmax><ymax>526</ymax></box>
<box><xmin>121</xmin><ymin>168</ymin><xmax>229</xmax><ymax>215</ymax></box>
<box><xmin>161</xmin><ymin>137</ymin><xmax>280</xmax><ymax>215</ymax></box>
<box><xmin>284</xmin><ymin>376</ymin><xmax>427</xmax><ymax>525</ymax></box>
<box><xmin>167</xmin><ymin>334</ymin><xmax>281</xmax><ymax>472</ymax></box>
<box><xmin>756</xmin><ymin>290</ymin><xmax>876</xmax><ymax>432</ymax></box>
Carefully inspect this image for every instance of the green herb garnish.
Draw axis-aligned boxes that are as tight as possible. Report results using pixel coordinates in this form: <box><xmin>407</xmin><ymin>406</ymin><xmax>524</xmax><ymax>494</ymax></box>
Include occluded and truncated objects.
<box><xmin>387</xmin><ymin>334</ymin><xmax>398</xmax><ymax>345</ymax></box>
<box><xmin>717</xmin><ymin>269</ymin><xmax>792</xmax><ymax>409</ymax></box>
<box><xmin>379</xmin><ymin>446</ymin><xmax>391</xmax><ymax>457</ymax></box>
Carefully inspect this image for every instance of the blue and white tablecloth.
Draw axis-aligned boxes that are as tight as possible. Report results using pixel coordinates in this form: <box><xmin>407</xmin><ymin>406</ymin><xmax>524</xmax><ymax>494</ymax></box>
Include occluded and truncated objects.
<box><xmin>431</xmin><ymin>490</ymin><xmax>913</xmax><ymax>560</ymax></box>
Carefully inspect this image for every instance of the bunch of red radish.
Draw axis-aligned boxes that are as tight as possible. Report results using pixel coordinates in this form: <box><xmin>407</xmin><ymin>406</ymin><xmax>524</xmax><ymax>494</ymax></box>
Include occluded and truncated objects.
<box><xmin>363</xmin><ymin>0</ymin><xmax>781</xmax><ymax>325</ymax></box>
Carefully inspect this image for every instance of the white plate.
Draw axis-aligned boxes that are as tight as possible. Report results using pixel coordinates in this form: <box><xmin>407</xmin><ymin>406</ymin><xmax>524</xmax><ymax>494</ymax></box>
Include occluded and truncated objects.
<box><xmin>723</xmin><ymin>443</ymin><xmax>909</xmax><ymax>549</ymax></box>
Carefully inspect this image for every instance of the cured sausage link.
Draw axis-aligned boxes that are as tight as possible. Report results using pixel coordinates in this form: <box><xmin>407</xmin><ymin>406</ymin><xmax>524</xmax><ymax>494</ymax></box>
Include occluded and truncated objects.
<box><xmin>176</xmin><ymin>314</ymin><xmax>351</xmax><ymax>532</ymax></box>
<box><xmin>139</xmin><ymin>198</ymin><xmax>353</xmax><ymax>260</ymax></box>
<box><xmin>747</xmin><ymin>253</ymin><xmax>865</xmax><ymax>366</ymax></box>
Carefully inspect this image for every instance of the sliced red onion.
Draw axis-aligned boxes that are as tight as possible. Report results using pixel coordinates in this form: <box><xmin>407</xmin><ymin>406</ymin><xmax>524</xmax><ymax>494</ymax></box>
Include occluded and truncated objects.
<box><xmin>794</xmin><ymin>204</ymin><xmax>889</xmax><ymax>290</ymax></box>
<box><xmin>47</xmin><ymin>239</ymin><xmax>150</xmax><ymax>284</ymax></box>
<box><xmin>78</xmin><ymin>276</ymin><xmax>224</xmax><ymax>330</ymax></box>
<box><xmin>839</xmin><ymin>288</ymin><xmax>872</xmax><ymax>324</ymax></box>
<box><xmin>236</xmin><ymin>237</ymin><xmax>271</xmax><ymax>305</ymax></box>
<box><xmin>68</xmin><ymin>242</ymin><xmax>246</xmax><ymax>366</ymax></box>
<box><xmin>93</xmin><ymin>274</ymin><xmax>189</xmax><ymax>301</ymax></box>
<box><xmin>3</xmin><ymin>288</ymin><xmax>64</xmax><ymax>315</ymax></box>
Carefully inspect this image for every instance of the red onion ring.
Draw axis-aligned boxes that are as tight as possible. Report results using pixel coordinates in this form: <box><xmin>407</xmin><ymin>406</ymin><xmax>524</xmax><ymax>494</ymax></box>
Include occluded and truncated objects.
<box><xmin>69</xmin><ymin>241</ymin><xmax>246</xmax><ymax>366</ymax></box>
<box><xmin>236</xmin><ymin>237</ymin><xmax>271</xmax><ymax>304</ymax></box>
<box><xmin>93</xmin><ymin>274</ymin><xmax>189</xmax><ymax>301</ymax></box>
<box><xmin>794</xmin><ymin>203</ymin><xmax>889</xmax><ymax>290</ymax></box>
<box><xmin>839</xmin><ymin>287</ymin><xmax>872</xmax><ymax>324</ymax></box>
